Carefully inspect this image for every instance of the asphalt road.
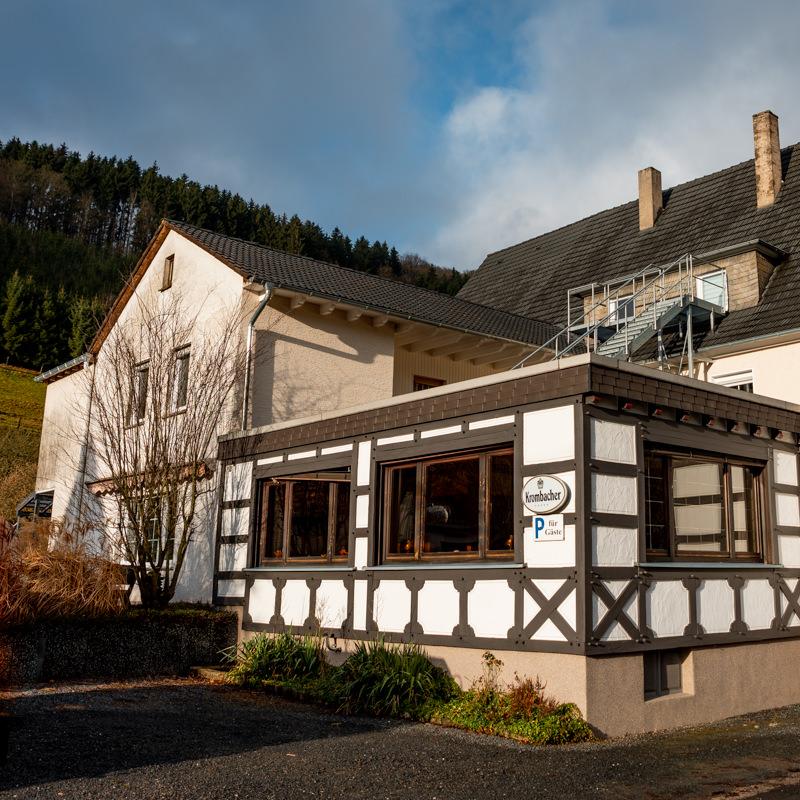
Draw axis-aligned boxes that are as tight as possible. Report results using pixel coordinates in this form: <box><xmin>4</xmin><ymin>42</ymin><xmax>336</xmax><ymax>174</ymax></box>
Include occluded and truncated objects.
<box><xmin>2</xmin><ymin>678</ymin><xmax>800</xmax><ymax>799</ymax></box>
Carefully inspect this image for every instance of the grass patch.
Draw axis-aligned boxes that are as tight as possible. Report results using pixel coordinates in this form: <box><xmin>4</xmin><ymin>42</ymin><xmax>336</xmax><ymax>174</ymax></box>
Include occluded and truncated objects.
<box><xmin>226</xmin><ymin>636</ymin><xmax>592</xmax><ymax>745</ymax></box>
<box><xmin>0</xmin><ymin>365</ymin><xmax>45</xmax><ymax>519</ymax></box>
<box><xmin>0</xmin><ymin>365</ymin><xmax>45</xmax><ymax>431</ymax></box>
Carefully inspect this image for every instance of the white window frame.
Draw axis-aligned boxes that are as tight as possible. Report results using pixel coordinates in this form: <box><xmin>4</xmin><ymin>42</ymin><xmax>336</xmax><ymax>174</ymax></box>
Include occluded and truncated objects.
<box><xmin>608</xmin><ymin>295</ymin><xmax>635</xmax><ymax>325</ymax></box>
<box><xmin>712</xmin><ymin>370</ymin><xmax>754</xmax><ymax>393</ymax></box>
<box><xmin>695</xmin><ymin>269</ymin><xmax>728</xmax><ymax>311</ymax></box>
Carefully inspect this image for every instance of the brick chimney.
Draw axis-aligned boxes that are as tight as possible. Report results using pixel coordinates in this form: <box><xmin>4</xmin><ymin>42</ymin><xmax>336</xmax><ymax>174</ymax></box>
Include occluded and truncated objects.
<box><xmin>638</xmin><ymin>166</ymin><xmax>663</xmax><ymax>230</ymax></box>
<box><xmin>753</xmin><ymin>110</ymin><xmax>782</xmax><ymax>208</ymax></box>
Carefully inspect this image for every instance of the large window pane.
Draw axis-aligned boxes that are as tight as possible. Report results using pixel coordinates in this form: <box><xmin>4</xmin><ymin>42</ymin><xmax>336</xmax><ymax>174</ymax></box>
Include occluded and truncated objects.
<box><xmin>289</xmin><ymin>481</ymin><xmax>329</xmax><ymax>558</ymax></box>
<box><xmin>388</xmin><ymin>467</ymin><xmax>417</xmax><ymax>555</ymax></box>
<box><xmin>334</xmin><ymin>482</ymin><xmax>350</xmax><ymax>558</ymax></box>
<box><xmin>731</xmin><ymin>466</ymin><xmax>758</xmax><ymax>554</ymax></box>
<box><xmin>672</xmin><ymin>459</ymin><xmax>725</xmax><ymax>554</ymax></box>
<box><xmin>423</xmin><ymin>458</ymin><xmax>479</xmax><ymax>554</ymax></box>
<box><xmin>644</xmin><ymin>452</ymin><xmax>669</xmax><ymax>554</ymax></box>
<box><xmin>488</xmin><ymin>453</ymin><xmax>514</xmax><ymax>551</ymax></box>
<box><xmin>262</xmin><ymin>482</ymin><xmax>285</xmax><ymax>560</ymax></box>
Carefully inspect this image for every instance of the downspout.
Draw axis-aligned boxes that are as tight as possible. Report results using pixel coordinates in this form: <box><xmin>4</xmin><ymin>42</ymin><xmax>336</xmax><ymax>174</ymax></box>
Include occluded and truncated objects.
<box><xmin>76</xmin><ymin>356</ymin><xmax>96</xmax><ymax>521</ymax></box>
<box><xmin>241</xmin><ymin>284</ymin><xmax>273</xmax><ymax>430</ymax></box>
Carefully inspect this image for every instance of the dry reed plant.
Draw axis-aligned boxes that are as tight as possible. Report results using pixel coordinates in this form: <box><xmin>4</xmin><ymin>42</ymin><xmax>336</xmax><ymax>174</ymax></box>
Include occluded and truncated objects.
<box><xmin>0</xmin><ymin>520</ymin><xmax>124</xmax><ymax>628</ymax></box>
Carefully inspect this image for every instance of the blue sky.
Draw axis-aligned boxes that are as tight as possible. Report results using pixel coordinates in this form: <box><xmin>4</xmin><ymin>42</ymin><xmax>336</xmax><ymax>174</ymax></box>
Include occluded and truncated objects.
<box><xmin>2</xmin><ymin>1</ymin><xmax>800</xmax><ymax>269</ymax></box>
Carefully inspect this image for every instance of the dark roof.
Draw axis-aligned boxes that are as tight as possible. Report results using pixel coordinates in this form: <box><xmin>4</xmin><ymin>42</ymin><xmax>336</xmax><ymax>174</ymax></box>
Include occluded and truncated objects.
<box><xmin>458</xmin><ymin>144</ymin><xmax>800</xmax><ymax>349</ymax></box>
<box><xmin>167</xmin><ymin>220</ymin><xmax>557</xmax><ymax>347</ymax></box>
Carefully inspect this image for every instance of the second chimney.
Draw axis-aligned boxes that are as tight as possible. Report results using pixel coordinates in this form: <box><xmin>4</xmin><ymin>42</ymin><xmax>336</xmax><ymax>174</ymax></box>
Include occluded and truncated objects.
<box><xmin>753</xmin><ymin>110</ymin><xmax>782</xmax><ymax>208</ymax></box>
<box><xmin>638</xmin><ymin>166</ymin><xmax>663</xmax><ymax>230</ymax></box>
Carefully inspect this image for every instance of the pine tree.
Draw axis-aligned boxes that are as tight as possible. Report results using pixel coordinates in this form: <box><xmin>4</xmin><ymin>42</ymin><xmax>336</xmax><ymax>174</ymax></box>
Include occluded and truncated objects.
<box><xmin>69</xmin><ymin>295</ymin><xmax>102</xmax><ymax>358</ymax></box>
<box><xmin>3</xmin><ymin>271</ymin><xmax>40</xmax><ymax>366</ymax></box>
<box><xmin>35</xmin><ymin>287</ymin><xmax>63</xmax><ymax>369</ymax></box>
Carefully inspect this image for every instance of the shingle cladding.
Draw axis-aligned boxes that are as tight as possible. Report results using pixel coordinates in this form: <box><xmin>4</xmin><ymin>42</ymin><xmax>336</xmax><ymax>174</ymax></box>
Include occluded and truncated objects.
<box><xmin>167</xmin><ymin>220</ymin><xmax>557</xmax><ymax>347</ymax></box>
<box><xmin>458</xmin><ymin>145</ymin><xmax>800</xmax><ymax>349</ymax></box>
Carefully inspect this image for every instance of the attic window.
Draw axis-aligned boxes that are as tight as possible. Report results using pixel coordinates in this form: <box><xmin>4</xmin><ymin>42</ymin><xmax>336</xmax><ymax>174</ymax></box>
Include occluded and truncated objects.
<box><xmin>161</xmin><ymin>254</ymin><xmax>175</xmax><ymax>291</ymax></box>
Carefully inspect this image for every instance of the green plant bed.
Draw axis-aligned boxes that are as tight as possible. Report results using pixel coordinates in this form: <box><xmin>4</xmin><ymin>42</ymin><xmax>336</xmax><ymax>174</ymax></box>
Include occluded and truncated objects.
<box><xmin>226</xmin><ymin>635</ymin><xmax>592</xmax><ymax>745</ymax></box>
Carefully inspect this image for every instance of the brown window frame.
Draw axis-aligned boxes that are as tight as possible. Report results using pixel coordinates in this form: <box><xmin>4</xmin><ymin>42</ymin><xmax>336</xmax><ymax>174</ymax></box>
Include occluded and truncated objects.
<box><xmin>126</xmin><ymin>360</ymin><xmax>150</xmax><ymax>427</ymax></box>
<box><xmin>161</xmin><ymin>254</ymin><xmax>175</xmax><ymax>291</ymax></box>
<box><xmin>644</xmin><ymin>445</ymin><xmax>766</xmax><ymax>562</ymax></box>
<box><xmin>256</xmin><ymin>472</ymin><xmax>350</xmax><ymax>565</ymax></box>
<box><xmin>381</xmin><ymin>446</ymin><xmax>514</xmax><ymax>563</ymax></box>
<box><xmin>412</xmin><ymin>375</ymin><xmax>445</xmax><ymax>392</ymax></box>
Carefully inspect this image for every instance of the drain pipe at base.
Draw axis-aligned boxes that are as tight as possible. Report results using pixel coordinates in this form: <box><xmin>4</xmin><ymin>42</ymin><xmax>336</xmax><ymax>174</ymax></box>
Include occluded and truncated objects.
<box><xmin>241</xmin><ymin>284</ymin><xmax>273</xmax><ymax>430</ymax></box>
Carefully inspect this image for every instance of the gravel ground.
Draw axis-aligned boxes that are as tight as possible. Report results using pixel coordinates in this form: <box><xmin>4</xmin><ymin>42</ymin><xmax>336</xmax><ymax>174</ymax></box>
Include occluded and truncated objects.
<box><xmin>2</xmin><ymin>678</ymin><xmax>800</xmax><ymax>799</ymax></box>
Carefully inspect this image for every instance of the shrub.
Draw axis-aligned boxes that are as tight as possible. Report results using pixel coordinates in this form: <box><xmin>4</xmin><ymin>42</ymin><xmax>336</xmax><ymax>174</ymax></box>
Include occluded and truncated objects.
<box><xmin>226</xmin><ymin>632</ymin><xmax>325</xmax><ymax>686</ymax></box>
<box><xmin>0</xmin><ymin>521</ymin><xmax>124</xmax><ymax>627</ymax></box>
<box><xmin>429</xmin><ymin>653</ymin><xmax>593</xmax><ymax>745</ymax></box>
<box><xmin>331</xmin><ymin>640</ymin><xmax>457</xmax><ymax>717</ymax></box>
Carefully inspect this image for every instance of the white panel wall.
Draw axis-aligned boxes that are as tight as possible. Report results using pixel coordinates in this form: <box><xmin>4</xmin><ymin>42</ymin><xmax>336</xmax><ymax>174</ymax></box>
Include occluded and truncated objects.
<box><xmin>357</xmin><ymin>441</ymin><xmax>372</xmax><ymax>486</ymax></box>
<box><xmin>217</xmin><ymin>579</ymin><xmax>245</xmax><ymax>599</ymax></box>
<box><xmin>775</xmin><ymin>450</ymin><xmax>799</xmax><ymax>486</ymax></box>
<box><xmin>524</xmin><ymin>523</ymin><xmax>576</xmax><ymax>567</ymax></box>
<box><xmin>591</xmin><ymin>474</ymin><xmax>637</xmax><ymax>515</ymax></box>
<box><xmin>355</xmin><ymin>495</ymin><xmax>370</xmax><ymax>529</ymax></box>
<box><xmin>779</xmin><ymin>535</ymin><xmax>800</xmax><ymax>567</ymax></box>
<box><xmin>697</xmin><ymin>580</ymin><xmax>734</xmax><ymax>634</ymax></box>
<box><xmin>523</xmin><ymin>405</ymin><xmax>574</xmax><ymax>464</ymax></box>
<box><xmin>224</xmin><ymin>461</ymin><xmax>253</xmax><ymax>501</ymax></box>
<box><xmin>219</xmin><ymin>541</ymin><xmax>248</xmax><ymax>572</ymax></box>
<box><xmin>374</xmin><ymin>581</ymin><xmax>412</xmax><ymax>633</ymax></box>
<box><xmin>647</xmin><ymin>581</ymin><xmax>689</xmax><ymax>638</ymax></box>
<box><xmin>776</xmin><ymin>494</ymin><xmax>800</xmax><ymax>527</ymax></box>
<box><xmin>316</xmin><ymin>580</ymin><xmax>349</xmax><ymax>628</ymax></box>
<box><xmin>281</xmin><ymin>580</ymin><xmax>311</xmax><ymax>627</ymax></box>
<box><xmin>354</xmin><ymin>538</ymin><xmax>368</xmax><ymax>569</ymax></box>
<box><xmin>592</xmin><ymin>526</ymin><xmax>638</xmax><ymax>566</ymax></box>
<box><xmin>525</xmin><ymin>578</ymin><xmax>576</xmax><ymax>641</ymax></box>
<box><xmin>741</xmin><ymin>579</ymin><xmax>774</xmax><ymax>630</ymax></box>
<box><xmin>248</xmin><ymin>580</ymin><xmax>277</xmax><ymax>624</ymax></box>
<box><xmin>590</xmin><ymin>419</ymin><xmax>637</xmax><ymax>464</ymax></box>
<box><xmin>468</xmin><ymin>580</ymin><xmax>515</xmax><ymax>638</ymax></box>
<box><xmin>417</xmin><ymin>582</ymin><xmax>460</xmax><ymax>636</ymax></box>
<box><xmin>221</xmin><ymin>506</ymin><xmax>249</xmax><ymax>538</ymax></box>
<box><xmin>353</xmin><ymin>580</ymin><xmax>368</xmax><ymax>630</ymax></box>
<box><xmin>593</xmin><ymin>580</ymin><xmax>636</xmax><ymax>642</ymax></box>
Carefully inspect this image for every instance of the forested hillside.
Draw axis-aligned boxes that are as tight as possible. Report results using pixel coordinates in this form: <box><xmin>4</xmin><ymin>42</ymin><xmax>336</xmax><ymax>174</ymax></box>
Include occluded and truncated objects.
<box><xmin>0</xmin><ymin>138</ymin><xmax>468</xmax><ymax>372</ymax></box>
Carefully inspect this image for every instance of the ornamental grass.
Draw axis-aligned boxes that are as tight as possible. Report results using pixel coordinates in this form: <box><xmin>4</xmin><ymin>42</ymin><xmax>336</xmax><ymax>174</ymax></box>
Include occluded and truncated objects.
<box><xmin>0</xmin><ymin>520</ymin><xmax>124</xmax><ymax>628</ymax></box>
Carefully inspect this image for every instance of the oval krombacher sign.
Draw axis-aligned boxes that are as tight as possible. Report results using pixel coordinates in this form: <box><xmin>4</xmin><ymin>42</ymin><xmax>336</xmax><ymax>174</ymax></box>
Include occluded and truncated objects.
<box><xmin>521</xmin><ymin>475</ymin><xmax>569</xmax><ymax>514</ymax></box>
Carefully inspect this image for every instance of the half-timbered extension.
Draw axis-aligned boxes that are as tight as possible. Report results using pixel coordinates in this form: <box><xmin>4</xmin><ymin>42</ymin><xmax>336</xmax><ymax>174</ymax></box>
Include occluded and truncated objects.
<box><xmin>214</xmin><ymin>353</ymin><xmax>800</xmax><ymax>736</ymax></box>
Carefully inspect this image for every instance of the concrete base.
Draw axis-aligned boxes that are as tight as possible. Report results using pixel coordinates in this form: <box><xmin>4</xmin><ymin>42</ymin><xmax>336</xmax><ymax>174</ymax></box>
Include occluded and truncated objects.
<box><xmin>239</xmin><ymin>624</ymin><xmax>800</xmax><ymax>737</ymax></box>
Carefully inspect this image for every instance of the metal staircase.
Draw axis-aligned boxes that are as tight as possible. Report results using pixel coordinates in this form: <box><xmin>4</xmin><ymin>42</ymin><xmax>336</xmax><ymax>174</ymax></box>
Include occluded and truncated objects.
<box><xmin>514</xmin><ymin>254</ymin><xmax>726</xmax><ymax>370</ymax></box>
<box><xmin>594</xmin><ymin>297</ymin><xmax>684</xmax><ymax>358</ymax></box>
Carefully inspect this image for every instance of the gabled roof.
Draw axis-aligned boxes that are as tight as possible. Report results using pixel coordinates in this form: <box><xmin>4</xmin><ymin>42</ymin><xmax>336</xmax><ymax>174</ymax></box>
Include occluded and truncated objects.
<box><xmin>458</xmin><ymin>144</ymin><xmax>800</xmax><ymax>349</ymax></box>
<box><xmin>167</xmin><ymin>220</ymin><xmax>557</xmax><ymax>346</ymax></box>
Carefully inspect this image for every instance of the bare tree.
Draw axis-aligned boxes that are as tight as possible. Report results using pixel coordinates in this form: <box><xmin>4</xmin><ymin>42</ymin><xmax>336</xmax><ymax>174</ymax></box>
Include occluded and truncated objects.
<box><xmin>81</xmin><ymin>292</ymin><xmax>248</xmax><ymax>607</ymax></box>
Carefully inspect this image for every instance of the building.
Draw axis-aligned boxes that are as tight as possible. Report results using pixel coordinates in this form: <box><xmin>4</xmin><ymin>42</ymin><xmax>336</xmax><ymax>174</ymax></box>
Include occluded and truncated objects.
<box><xmin>34</xmin><ymin>110</ymin><xmax>800</xmax><ymax>735</ymax></box>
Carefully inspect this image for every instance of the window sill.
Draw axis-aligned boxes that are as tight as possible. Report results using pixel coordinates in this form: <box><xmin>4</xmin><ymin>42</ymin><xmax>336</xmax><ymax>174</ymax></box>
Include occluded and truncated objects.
<box><xmin>644</xmin><ymin>690</ymin><xmax>693</xmax><ymax>703</ymax></box>
<box><xmin>246</xmin><ymin>565</ymin><xmax>352</xmax><ymax>573</ymax></box>
<box><xmin>639</xmin><ymin>562</ymin><xmax>781</xmax><ymax>570</ymax></box>
<box><xmin>368</xmin><ymin>562</ymin><xmax>524</xmax><ymax>571</ymax></box>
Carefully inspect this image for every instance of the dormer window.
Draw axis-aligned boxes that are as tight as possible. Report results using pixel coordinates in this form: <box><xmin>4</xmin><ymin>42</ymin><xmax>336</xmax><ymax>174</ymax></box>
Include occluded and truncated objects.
<box><xmin>695</xmin><ymin>270</ymin><xmax>727</xmax><ymax>311</ymax></box>
<box><xmin>161</xmin><ymin>254</ymin><xmax>175</xmax><ymax>291</ymax></box>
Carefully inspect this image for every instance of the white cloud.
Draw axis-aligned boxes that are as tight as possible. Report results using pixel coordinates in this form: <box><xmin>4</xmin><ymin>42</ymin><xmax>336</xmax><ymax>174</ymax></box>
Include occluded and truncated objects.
<box><xmin>424</xmin><ymin>0</ymin><xmax>800</xmax><ymax>269</ymax></box>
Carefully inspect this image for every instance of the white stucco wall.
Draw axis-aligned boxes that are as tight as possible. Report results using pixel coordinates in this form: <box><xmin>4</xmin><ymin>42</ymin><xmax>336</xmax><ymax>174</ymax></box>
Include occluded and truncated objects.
<box><xmin>36</xmin><ymin>365</ymin><xmax>94</xmax><ymax>523</ymax></box>
<box><xmin>705</xmin><ymin>338</ymin><xmax>800</xmax><ymax>404</ymax></box>
<box><xmin>37</xmin><ymin>231</ymin><xmax>246</xmax><ymax>602</ymax></box>
<box><xmin>249</xmin><ymin>295</ymin><xmax>395</xmax><ymax>427</ymax></box>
